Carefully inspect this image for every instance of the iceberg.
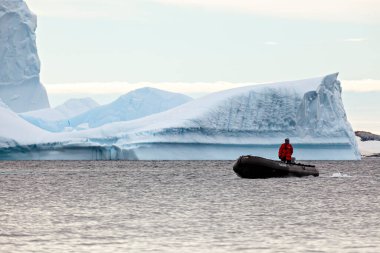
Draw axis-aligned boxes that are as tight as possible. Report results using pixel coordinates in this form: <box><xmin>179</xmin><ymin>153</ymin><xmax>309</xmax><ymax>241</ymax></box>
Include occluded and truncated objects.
<box><xmin>0</xmin><ymin>73</ymin><xmax>361</xmax><ymax>160</ymax></box>
<box><xmin>20</xmin><ymin>97</ymin><xmax>99</xmax><ymax>128</ymax></box>
<box><xmin>0</xmin><ymin>0</ymin><xmax>49</xmax><ymax>112</ymax></box>
<box><xmin>0</xmin><ymin>99</ymin><xmax>49</xmax><ymax>147</ymax></box>
<box><xmin>20</xmin><ymin>87</ymin><xmax>193</xmax><ymax>132</ymax></box>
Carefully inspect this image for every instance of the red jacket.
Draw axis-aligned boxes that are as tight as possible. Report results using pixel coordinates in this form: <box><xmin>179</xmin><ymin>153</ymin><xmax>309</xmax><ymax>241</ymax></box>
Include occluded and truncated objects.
<box><xmin>278</xmin><ymin>143</ymin><xmax>293</xmax><ymax>161</ymax></box>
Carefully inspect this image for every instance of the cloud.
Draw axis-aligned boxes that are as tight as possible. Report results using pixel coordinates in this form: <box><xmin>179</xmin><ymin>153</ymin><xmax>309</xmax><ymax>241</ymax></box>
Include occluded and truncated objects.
<box><xmin>264</xmin><ymin>41</ymin><xmax>279</xmax><ymax>46</ymax></box>
<box><xmin>26</xmin><ymin>0</ymin><xmax>144</xmax><ymax>20</ymax></box>
<box><xmin>345</xmin><ymin>38</ymin><xmax>369</xmax><ymax>43</ymax></box>
<box><xmin>341</xmin><ymin>79</ymin><xmax>380</xmax><ymax>92</ymax></box>
<box><xmin>344</xmin><ymin>38</ymin><xmax>368</xmax><ymax>42</ymax></box>
<box><xmin>26</xmin><ymin>0</ymin><xmax>380</xmax><ymax>23</ymax></box>
<box><xmin>153</xmin><ymin>0</ymin><xmax>380</xmax><ymax>23</ymax></box>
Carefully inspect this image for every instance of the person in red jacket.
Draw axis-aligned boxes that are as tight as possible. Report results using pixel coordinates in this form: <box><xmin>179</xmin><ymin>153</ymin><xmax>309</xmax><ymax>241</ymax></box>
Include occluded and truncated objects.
<box><xmin>278</xmin><ymin>138</ymin><xmax>293</xmax><ymax>163</ymax></box>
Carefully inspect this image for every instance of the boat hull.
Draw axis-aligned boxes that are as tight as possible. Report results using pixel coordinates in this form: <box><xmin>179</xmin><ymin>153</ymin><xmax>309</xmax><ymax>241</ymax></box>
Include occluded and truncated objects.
<box><xmin>233</xmin><ymin>155</ymin><xmax>319</xmax><ymax>179</ymax></box>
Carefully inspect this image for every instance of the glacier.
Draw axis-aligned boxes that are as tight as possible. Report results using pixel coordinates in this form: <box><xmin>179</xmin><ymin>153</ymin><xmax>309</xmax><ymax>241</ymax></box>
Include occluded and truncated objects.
<box><xmin>20</xmin><ymin>87</ymin><xmax>193</xmax><ymax>132</ymax></box>
<box><xmin>0</xmin><ymin>73</ymin><xmax>361</xmax><ymax>160</ymax></box>
<box><xmin>0</xmin><ymin>0</ymin><xmax>49</xmax><ymax>112</ymax></box>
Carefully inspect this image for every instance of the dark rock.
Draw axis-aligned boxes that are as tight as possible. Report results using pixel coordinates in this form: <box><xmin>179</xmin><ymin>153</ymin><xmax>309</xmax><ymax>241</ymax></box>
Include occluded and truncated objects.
<box><xmin>355</xmin><ymin>131</ymin><xmax>380</xmax><ymax>142</ymax></box>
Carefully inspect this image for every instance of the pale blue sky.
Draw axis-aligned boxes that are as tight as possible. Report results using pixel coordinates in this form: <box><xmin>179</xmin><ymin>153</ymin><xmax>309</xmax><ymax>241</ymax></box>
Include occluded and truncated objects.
<box><xmin>26</xmin><ymin>0</ymin><xmax>380</xmax><ymax>133</ymax></box>
<box><xmin>29</xmin><ymin>0</ymin><xmax>380</xmax><ymax>83</ymax></box>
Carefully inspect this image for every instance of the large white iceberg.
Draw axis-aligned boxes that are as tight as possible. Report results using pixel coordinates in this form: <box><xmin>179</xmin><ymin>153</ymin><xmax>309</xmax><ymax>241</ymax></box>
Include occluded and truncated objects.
<box><xmin>0</xmin><ymin>73</ymin><xmax>361</xmax><ymax>160</ymax></box>
<box><xmin>0</xmin><ymin>0</ymin><xmax>49</xmax><ymax>112</ymax></box>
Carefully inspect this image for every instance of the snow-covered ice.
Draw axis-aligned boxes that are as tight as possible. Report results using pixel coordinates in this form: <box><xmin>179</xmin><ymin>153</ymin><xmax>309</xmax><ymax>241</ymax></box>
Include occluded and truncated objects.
<box><xmin>20</xmin><ymin>97</ymin><xmax>99</xmax><ymax>126</ymax></box>
<box><xmin>0</xmin><ymin>73</ymin><xmax>362</xmax><ymax>160</ymax></box>
<box><xmin>331</xmin><ymin>172</ymin><xmax>351</xmax><ymax>178</ymax></box>
<box><xmin>19</xmin><ymin>98</ymin><xmax>99</xmax><ymax>131</ymax></box>
<box><xmin>0</xmin><ymin>0</ymin><xmax>50</xmax><ymax>112</ymax></box>
<box><xmin>20</xmin><ymin>88</ymin><xmax>193</xmax><ymax>132</ymax></box>
<box><xmin>0</xmin><ymin>99</ymin><xmax>50</xmax><ymax>146</ymax></box>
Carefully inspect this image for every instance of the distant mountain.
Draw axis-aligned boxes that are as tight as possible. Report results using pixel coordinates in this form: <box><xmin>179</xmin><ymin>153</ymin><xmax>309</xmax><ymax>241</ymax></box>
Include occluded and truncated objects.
<box><xmin>21</xmin><ymin>87</ymin><xmax>193</xmax><ymax>132</ymax></box>
<box><xmin>355</xmin><ymin>131</ymin><xmax>380</xmax><ymax>141</ymax></box>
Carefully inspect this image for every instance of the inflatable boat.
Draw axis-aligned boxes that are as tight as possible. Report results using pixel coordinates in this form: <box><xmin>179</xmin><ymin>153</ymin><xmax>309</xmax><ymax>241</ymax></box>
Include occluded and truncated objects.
<box><xmin>233</xmin><ymin>155</ymin><xmax>319</xmax><ymax>179</ymax></box>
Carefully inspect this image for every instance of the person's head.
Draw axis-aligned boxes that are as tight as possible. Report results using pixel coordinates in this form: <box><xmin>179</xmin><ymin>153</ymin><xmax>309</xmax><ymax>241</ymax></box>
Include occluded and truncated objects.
<box><xmin>285</xmin><ymin>138</ymin><xmax>289</xmax><ymax>144</ymax></box>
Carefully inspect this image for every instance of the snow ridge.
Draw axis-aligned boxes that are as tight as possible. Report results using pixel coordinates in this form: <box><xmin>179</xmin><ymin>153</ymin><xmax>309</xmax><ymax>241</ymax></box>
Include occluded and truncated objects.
<box><xmin>20</xmin><ymin>98</ymin><xmax>99</xmax><ymax>123</ymax></box>
<box><xmin>21</xmin><ymin>87</ymin><xmax>192</xmax><ymax>132</ymax></box>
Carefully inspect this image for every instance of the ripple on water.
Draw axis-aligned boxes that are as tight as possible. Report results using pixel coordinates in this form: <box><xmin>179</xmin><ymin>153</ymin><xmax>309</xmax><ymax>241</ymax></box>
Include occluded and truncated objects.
<box><xmin>0</xmin><ymin>158</ymin><xmax>379</xmax><ymax>253</ymax></box>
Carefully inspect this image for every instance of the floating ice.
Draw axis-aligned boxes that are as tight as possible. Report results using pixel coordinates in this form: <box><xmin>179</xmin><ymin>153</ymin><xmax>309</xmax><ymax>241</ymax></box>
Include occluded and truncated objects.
<box><xmin>331</xmin><ymin>172</ymin><xmax>351</xmax><ymax>178</ymax></box>
<box><xmin>0</xmin><ymin>73</ymin><xmax>362</xmax><ymax>160</ymax></box>
<box><xmin>0</xmin><ymin>0</ymin><xmax>50</xmax><ymax>112</ymax></box>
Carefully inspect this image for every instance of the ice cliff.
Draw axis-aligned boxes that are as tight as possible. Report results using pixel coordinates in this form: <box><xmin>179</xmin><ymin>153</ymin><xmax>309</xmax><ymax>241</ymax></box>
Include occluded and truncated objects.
<box><xmin>0</xmin><ymin>0</ymin><xmax>49</xmax><ymax>112</ymax></box>
<box><xmin>0</xmin><ymin>74</ymin><xmax>361</xmax><ymax>160</ymax></box>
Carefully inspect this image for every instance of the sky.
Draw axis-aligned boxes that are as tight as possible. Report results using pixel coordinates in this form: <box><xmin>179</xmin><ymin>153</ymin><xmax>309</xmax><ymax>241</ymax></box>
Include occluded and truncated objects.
<box><xmin>25</xmin><ymin>0</ymin><xmax>380</xmax><ymax>133</ymax></box>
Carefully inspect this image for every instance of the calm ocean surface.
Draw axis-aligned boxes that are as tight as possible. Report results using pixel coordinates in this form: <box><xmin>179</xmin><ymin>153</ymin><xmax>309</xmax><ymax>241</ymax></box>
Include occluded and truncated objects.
<box><xmin>1</xmin><ymin>159</ymin><xmax>379</xmax><ymax>253</ymax></box>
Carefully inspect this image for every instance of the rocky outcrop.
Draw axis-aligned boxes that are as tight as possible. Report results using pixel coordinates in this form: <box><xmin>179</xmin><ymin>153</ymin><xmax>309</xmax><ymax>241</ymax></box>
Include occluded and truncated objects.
<box><xmin>355</xmin><ymin>131</ymin><xmax>380</xmax><ymax>141</ymax></box>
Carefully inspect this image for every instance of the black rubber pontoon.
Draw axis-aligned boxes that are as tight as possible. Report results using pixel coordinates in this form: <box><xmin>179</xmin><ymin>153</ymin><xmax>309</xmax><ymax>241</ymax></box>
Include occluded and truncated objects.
<box><xmin>233</xmin><ymin>155</ymin><xmax>319</xmax><ymax>179</ymax></box>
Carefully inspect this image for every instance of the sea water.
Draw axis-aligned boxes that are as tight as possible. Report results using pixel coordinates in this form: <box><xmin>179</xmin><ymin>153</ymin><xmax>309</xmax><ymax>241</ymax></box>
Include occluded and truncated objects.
<box><xmin>0</xmin><ymin>159</ymin><xmax>379</xmax><ymax>253</ymax></box>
